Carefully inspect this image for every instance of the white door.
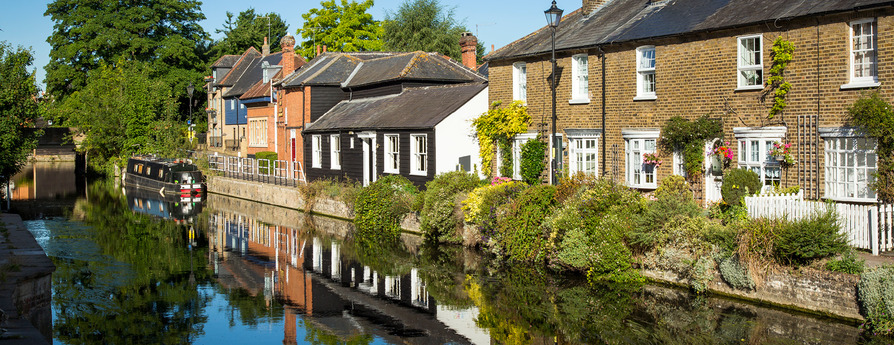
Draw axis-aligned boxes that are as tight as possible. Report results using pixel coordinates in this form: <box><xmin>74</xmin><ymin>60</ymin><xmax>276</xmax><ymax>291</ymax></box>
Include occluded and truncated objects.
<box><xmin>358</xmin><ymin>132</ymin><xmax>376</xmax><ymax>186</ymax></box>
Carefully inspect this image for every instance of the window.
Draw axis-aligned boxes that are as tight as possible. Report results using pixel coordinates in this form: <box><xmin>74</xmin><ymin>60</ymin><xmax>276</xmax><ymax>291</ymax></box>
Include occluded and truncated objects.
<box><xmin>820</xmin><ymin>128</ymin><xmax>877</xmax><ymax>201</ymax></box>
<box><xmin>570</xmin><ymin>54</ymin><xmax>589</xmax><ymax>103</ymax></box>
<box><xmin>410</xmin><ymin>134</ymin><xmax>427</xmax><ymax>175</ymax></box>
<box><xmin>513</xmin><ymin>62</ymin><xmax>527</xmax><ymax>102</ymax></box>
<box><xmin>384</xmin><ymin>134</ymin><xmax>399</xmax><ymax>174</ymax></box>
<box><xmin>229</xmin><ymin>99</ymin><xmax>235</xmax><ymax>110</ymax></box>
<box><xmin>311</xmin><ymin>135</ymin><xmax>322</xmax><ymax>168</ymax></box>
<box><xmin>567</xmin><ymin>129</ymin><xmax>601</xmax><ymax>176</ymax></box>
<box><xmin>734</xmin><ymin>127</ymin><xmax>785</xmax><ymax>192</ymax></box>
<box><xmin>673</xmin><ymin>149</ymin><xmax>686</xmax><ymax>177</ymax></box>
<box><xmin>249</xmin><ymin>118</ymin><xmax>266</xmax><ymax>147</ymax></box>
<box><xmin>512</xmin><ymin>133</ymin><xmax>538</xmax><ymax>180</ymax></box>
<box><xmin>737</xmin><ymin>35</ymin><xmax>763</xmax><ymax>89</ymax></box>
<box><xmin>636</xmin><ymin>46</ymin><xmax>656</xmax><ymax>100</ymax></box>
<box><xmin>330</xmin><ymin>134</ymin><xmax>341</xmax><ymax>170</ymax></box>
<box><xmin>623</xmin><ymin>129</ymin><xmax>659</xmax><ymax>189</ymax></box>
<box><xmin>845</xmin><ymin>18</ymin><xmax>879</xmax><ymax>88</ymax></box>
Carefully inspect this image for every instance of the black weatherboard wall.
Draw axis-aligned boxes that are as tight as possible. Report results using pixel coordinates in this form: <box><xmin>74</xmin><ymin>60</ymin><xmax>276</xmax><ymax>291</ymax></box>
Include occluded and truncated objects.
<box><xmin>310</xmin><ymin>86</ymin><xmax>348</xmax><ymax>122</ymax></box>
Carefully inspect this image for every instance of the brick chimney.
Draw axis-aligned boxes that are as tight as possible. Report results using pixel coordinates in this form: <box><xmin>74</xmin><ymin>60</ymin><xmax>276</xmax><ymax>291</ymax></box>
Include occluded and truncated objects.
<box><xmin>582</xmin><ymin>0</ymin><xmax>609</xmax><ymax>14</ymax></box>
<box><xmin>262</xmin><ymin>37</ymin><xmax>270</xmax><ymax>56</ymax></box>
<box><xmin>280</xmin><ymin>34</ymin><xmax>297</xmax><ymax>76</ymax></box>
<box><xmin>459</xmin><ymin>32</ymin><xmax>477</xmax><ymax>70</ymax></box>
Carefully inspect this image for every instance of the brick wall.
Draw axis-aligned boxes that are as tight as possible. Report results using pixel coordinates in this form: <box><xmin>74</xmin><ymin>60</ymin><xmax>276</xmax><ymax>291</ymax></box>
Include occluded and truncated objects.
<box><xmin>488</xmin><ymin>8</ymin><xmax>894</xmax><ymax>200</ymax></box>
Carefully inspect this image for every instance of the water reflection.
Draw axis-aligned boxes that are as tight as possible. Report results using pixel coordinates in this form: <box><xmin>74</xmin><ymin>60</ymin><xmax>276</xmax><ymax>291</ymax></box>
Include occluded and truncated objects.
<box><xmin>124</xmin><ymin>186</ymin><xmax>203</xmax><ymax>223</ymax></box>
<box><xmin>9</xmin><ymin>162</ymin><xmax>85</xmax><ymax>219</ymax></box>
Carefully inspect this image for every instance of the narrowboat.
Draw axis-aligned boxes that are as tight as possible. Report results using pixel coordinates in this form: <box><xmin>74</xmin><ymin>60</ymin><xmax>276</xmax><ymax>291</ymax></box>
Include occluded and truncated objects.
<box><xmin>124</xmin><ymin>156</ymin><xmax>204</xmax><ymax>197</ymax></box>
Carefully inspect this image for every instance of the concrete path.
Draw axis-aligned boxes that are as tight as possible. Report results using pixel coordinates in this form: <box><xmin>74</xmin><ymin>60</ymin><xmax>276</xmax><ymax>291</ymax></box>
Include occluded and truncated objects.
<box><xmin>0</xmin><ymin>213</ymin><xmax>54</xmax><ymax>345</ymax></box>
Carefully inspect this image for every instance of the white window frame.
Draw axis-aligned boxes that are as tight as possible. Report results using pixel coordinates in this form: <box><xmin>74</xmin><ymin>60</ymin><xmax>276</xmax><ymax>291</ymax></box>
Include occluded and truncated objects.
<box><xmin>567</xmin><ymin>129</ymin><xmax>601</xmax><ymax>176</ymax></box>
<box><xmin>672</xmin><ymin>148</ymin><xmax>686</xmax><ymax>178</ymax></box>
<box><xmin>248</xmin><ymin>118</ymin><xmax>266</xmax><ymax>147</ymax></box>
<box><xmin>820</xmin><ymin>127</ymin><xmax>878</xmax><ymax>202</ymax></box>
<box><xmin>384</xmin><ymin>134</ymin><xmax>400</xmax><ymax>174</ymax></box>
<box><xmin>410</xmin><ymin>134</ymin><xmax>427</xmax><ymax>176</ymax></box>
<box><xmin>737</xmin><ymin>34</ymin><xmax>763</xmax><ymax>90</ymax></box>
<box><xmin>843</xmin><ymin>18</ymin><xmax>880</xmax><ymax>89</ymax></box>
<box><xmin>311</xmin><ymin>135</ymin><xmax>322</xmax><ymax>168</ymax></box>
<box><xmin>512</xmin><ymin>132</ymin><xmax>538</xmax><ymax>180</ymax></box>
<box><xmin>635</xmin><ymin>46</ymin><xmax>656</xmax><ymax>100</ymax></box>
<box><xmin>623</xmin><ymin>129</ymin><xmax>660</xmax><ymax>189</ymax></box>
<box><xmin>513</xmin><ymin>62</ymin><xmax>527</xmax><ymax>102</ymax></box>
<box><xmin>330</xmin><ymin>134</ymin><xmax>341</xmax><ymax>170</ymax></box>
<box><xmin>734</xmin><ymin>127</ymin><xmax>786</xmax><ymax>193</ymax></box>
<box><xmin>570</xmin><ymin>54</ymin><xmax>590</xmax><ymax>104</ymax></box>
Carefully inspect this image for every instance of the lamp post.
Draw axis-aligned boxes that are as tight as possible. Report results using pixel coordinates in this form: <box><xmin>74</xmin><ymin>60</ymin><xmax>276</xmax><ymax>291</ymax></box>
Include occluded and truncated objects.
<box><xmin>187</xmin><ymin>82</ymin><xmax>195</xmax><ymax>143</ymax></box>
<box><xmin>545</xmin><ymin>0</ymin><xmax>563</xmax><ymax>184</ymax></box>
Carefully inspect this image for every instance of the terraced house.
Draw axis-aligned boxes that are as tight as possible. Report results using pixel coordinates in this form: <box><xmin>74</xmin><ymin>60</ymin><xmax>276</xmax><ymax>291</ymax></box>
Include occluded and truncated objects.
<box><xmin>487</xmin><ymin>0</ymin><xmax>893</xmax><ymax>205</ymax></box>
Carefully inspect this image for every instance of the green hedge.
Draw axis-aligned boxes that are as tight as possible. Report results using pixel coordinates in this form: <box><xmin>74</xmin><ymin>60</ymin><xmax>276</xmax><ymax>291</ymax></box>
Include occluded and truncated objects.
<box><xmin>353</xmin><ymin>175</ymin><xmax>418</xmax><ymax>244</ymax></box>
<box><xmin>419</xmin><ymin>171</ymin><xmax>481</xmax><ymax>243</ymax></box>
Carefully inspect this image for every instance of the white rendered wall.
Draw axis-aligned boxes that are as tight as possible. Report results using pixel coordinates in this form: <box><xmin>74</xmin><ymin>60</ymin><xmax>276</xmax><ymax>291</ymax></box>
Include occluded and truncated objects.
<box><xmin>434</xmin><ymin>87</ymin><xmax>487</xmax><ymax>178</ymax></box>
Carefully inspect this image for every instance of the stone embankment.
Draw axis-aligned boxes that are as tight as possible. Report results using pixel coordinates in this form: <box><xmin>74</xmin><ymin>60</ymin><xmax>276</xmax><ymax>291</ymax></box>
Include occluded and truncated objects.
<box><xmin>208</xmin><ymin>175</ymin><xmax>881</xmax><ymax>323</ymax></box>
<box><xmin>0</xmin><ymin>213</ymin><xmax>55</xmax><ymax>345</ymax></box>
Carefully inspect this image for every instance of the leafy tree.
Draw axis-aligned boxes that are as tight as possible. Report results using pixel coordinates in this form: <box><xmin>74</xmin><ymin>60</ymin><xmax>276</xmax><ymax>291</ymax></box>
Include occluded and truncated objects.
<box><xmin>44</xmin><ymin>0</ymin><xmax>208</xmax><ymax>115</ymax></box>
<box><xmin>382</xmin><ymin>0</ymin><xmax>485</xmax><ymax>63</ymax></box>
<box><xmin>212</xmin><ymin>9</ymin><xmax>289</xmax><ymax>57</ymax></box>
<box><xmin>49</xmin><ymin>61</ymin><xmax>187</xmax><ymax>174</ymax></box>
<box><xmin>297</xmin><ymin>0</ymin><xmax>383</xmax><ymax>59</ymax></box>
<box><xmin>0</xmin><ymin>42</ymin><xmax>41</xmax><ymax>185</ymax></box>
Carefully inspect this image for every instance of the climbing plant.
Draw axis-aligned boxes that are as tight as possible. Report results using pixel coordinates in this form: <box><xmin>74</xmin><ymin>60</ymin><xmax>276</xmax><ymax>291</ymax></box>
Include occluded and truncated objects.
<box><xmin>472</xmin><ymin>101</ymin><xmax>530</xmax><ymax>178</ymax></box>
<box><xmin>848</xmin><ymin>92</ymin><xmax>894</xmax><ymax>202</ymax></box>
<box><xmin>767</xmin><ymin>36</ymin><xmax>794</xmax><ymax>120</ymax></box>
<box><xmin>519</xmin><ymin>137</ymin><xmax>547</xmax><ymax>185</ymax></box>
<box><xmin>659</xmin><ymin>115</ymin><xmax>724</xmax><ymax>182</ymax></box>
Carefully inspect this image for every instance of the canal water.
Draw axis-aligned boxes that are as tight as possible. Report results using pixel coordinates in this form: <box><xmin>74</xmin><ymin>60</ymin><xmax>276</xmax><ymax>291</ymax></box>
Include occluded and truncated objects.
<box><xmin>9</xmin><ymin>162</ymin><xmax>887</xmax><ymax>344</ymax></box>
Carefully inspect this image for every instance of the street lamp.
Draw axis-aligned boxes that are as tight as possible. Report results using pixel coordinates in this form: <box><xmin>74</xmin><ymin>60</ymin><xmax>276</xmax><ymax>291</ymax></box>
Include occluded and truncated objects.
<box><xmin>545</xmin><ymin>0</ymin><xmax>563</xmax><ymax>184</ymax></box>
<box><xmin>187</xmin><ymin>82</ymin><xmax>195</xmax><ymax>143</ymax></box>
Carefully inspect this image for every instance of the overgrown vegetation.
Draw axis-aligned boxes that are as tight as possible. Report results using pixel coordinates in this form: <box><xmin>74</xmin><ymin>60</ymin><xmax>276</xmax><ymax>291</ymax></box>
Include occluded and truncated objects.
<box><xmin>353</xmin><ymin>175</ymin><xmax>417</xmax><ymax>244</ymax></box>
<box><xmin>471</xmin><ymin>101</ymin><xmax>529</xmax><ymax>179</ymax></box>
<box><xmin>658</xmin><ymin>115</ymin><xmax>724</xmax><ymax>182</ymax></box>
<box><xmin>858</xmin><ymin>266</ymin><xmax>894</xmax><ymax>335</ymax></box>
<box><xmin>519</xmin><ymin>137</ymin><xmax>547</xmax><ymax>185</ymax></box>
<box><xmin>492</xmin><ymin>184</ymin><xmax>557</xmax><ymax>262</ymax></box>
<box><xmin>848</xmin><ymin>92</ymin><xmax>894</xmax><ymax>202</ymax></box>
<box><xmin>766</xmin><ymin>36</ymin><xmax>794</xmax><ymax>120</ymax></box>
<box><xmin>418</xmin><ymin>171</ymin><xmax>481</xmax><ymax>243</ymax></box>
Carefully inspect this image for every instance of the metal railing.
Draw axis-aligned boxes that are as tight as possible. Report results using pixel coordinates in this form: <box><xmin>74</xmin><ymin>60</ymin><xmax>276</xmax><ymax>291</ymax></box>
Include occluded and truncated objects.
<box><xmin>207</xmin><ymin>153</ymin><xmax>306</xmax><ymax>187</ymax></box>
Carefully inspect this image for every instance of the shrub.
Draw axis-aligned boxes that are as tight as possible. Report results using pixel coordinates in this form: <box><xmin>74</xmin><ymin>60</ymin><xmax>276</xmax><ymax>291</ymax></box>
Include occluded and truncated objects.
<box><xmin>519</xmin><ymin>138</ymin><xmax>547</xmax><ymax>185</ymax></box>
<box><xmin>256</xmin><ymin>151</ymin><xmax>277</xmax><ymax>174</ymax></box>
<box><xmin>586</xmin><ymin>212</ymin><xmax>642</xmax><ymax>285</ymax></box>
<box><xmin>826</xmin><ymin>249</ymin><xmax>866</xmax><ymax>274</ymax></box>
<box><xmin>555</xmin><ymin>172</ymin><xmax>599</xmax><ymax>203</ymax></box>
<box><xmin>493</xmin><ymin>184</ymin><xmax>557</xmax><ymax>262</ymax></box>
<box><xmin>629</xmin><ymin>179</ymin><xmax>702</xmax><ymax>250</ymax></box>
<box><xmin>419</xmin><ymin>171</ymin><xmax>481</xmax><ymax>243</ymax></box>
<box><xmin>461</xmin><ymin>180</ymin><xmax>527</xmax><ymax>236</ymax></box>
<box><xmin>353</xmin><ymin>175</ymin><xmax>418</xmax><ymax>244</ymax></box>
<box><xmin>576</xmin><ymin>178</ymin><xmax>644</xmax><ymax>221</ymax></box>
<box><xmin>721</xmin><ymin>169</ymin><xmax>761</xmax><ymax>206</ymax></box>
<box><xmin>552</xmin><ymin>226</ymin><xmax>593</xmax><ymax>271</ymax></box>
<box><xmin>774</xmin><ymin>206</ymin><xmax>847</xmax><ymax>265</ymax></box>
<box><xmin>736</xmin><ymin>218</ymin><xmax>779</xmax><ymax>275</ymax></box>
<box><xmin>654</xmin><ymin>175</ymin><xmax>692</xmax><ymax>201</ymax></box>
<box><xmin>858</xmin><ymin>265</ymin><xmax>894</xmax><ymax>335</ymax></box>
<box><xmin>719</xmin><ymin>255</ymin><xmax>755</xmax><ymax>290</ymax></box>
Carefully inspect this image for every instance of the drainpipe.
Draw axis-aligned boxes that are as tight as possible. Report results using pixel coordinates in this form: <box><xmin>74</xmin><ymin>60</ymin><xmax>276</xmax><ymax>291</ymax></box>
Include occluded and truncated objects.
<box><xmin>598</xmin><ymin>45</ymin><xmax>607</xmax><ymax>177</ymax></box>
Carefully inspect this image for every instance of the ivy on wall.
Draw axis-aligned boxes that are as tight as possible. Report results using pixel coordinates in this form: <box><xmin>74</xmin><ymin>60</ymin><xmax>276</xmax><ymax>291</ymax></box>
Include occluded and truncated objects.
<box><xmin>767</xmin><ymin>36</ymin><xmax>794</xmax><ymax>120</ymax></box>
<box><xmin>848</xmin><ymin>92</ymin><xmax>894</xmax><ymax>202</ymax></box>
<box><xmin>659</xmin><ymin>115</ymin><xmax>724</xmax><ymax>182</ymax></box>
<box><xmin>472</xmin><ymin>101</ymin><xmax>530</xmax><ymax>178</ymax></box>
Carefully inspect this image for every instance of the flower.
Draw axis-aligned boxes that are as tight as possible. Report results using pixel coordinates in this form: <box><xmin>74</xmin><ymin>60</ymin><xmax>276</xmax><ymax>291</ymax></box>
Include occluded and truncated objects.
<box><xmin>642</xmin><ymin>152</ymin><xmax>662</xmax><ymax>167</ymax></box>
<box><xmin>769</xmin><ymin>141</ymin><xmax>796</xmax><ymax>166</ymax></box>
<box><xmin>713</xmin><ymin>142</ymin><xmax>735</xmax><ymax>161</ymax></box>
<box><xmin>490</xmin><ymin>176</ymin><xmax>512</xmax><ymax>186</ymax></box>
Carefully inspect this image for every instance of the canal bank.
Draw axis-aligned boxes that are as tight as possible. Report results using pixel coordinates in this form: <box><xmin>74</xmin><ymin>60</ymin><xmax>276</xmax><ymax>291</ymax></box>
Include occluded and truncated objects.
<box><xmin>0</xmin><ymin>213</ymin><xmax>55</xmax><ymax>345</ymax></box>
<box><xmin>206</xmin><ymin>175</ymin><xmax>889</xmax><ymax>323</ymax></box>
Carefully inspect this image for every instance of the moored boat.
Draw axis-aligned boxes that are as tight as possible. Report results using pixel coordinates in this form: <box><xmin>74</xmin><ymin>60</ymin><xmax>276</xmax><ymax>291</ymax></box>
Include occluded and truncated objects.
<box><xmin>124</xmin><ymin>156</ymin><xmax>204</xmax><ymax>197</ymax></box>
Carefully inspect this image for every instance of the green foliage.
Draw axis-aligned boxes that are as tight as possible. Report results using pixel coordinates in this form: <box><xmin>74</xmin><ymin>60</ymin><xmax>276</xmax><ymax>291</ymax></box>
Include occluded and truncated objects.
<box><xmin>848</xmin><ymin>92</ymin><xmax>894</xmax><ymax>202</ymax></box>
<box><xmin>719</xmin><ymin>255</ymin><xmax>755</xmax><ymax>290</ymax></box>
<box><xmin>659</xmin><ymin>115</ymin><xmax>724</xmax><ymax>180</ymax></box>
<box><xmin>858</xmin><ymin>265</ymin><xmax>894</xmax><ymax>335</ymax></box>
<box><xmin>298</xmin><ymin>0</ymin><xmax>383</xmax><ymax>59</ymax></box>
<box><xmin>629</xmin><ymin>177</ymin><xmax>702</xmax><ymax>250</ymax></box>
<box><xmin>50</xmin><ymin>61</ymin><xmax>187</xmax><ymax>174</ymax></box>
<box><xmin>575</xmin><ymin>178</ymin><xmax>645</xmax><ymax>220</ymax></box>
<box><xmin>471</xmin><ymin>101</ymin><xmax>529</xmax><ymax>178</ymax></box>
<box><xmin>212</xmin><ymin>9</ymin><xmax>289</xmax><ymax>57</ymax></box>
<box><xmin>353</xmin><ymin>175</ymin><xmax>418</xmax><ymax>245</ymax></box>
<box><xmin>586</xmin><ymin>212</ymin><xmax>643</xmax><ymax>285</ymax></box>
<box><xmin>767</xmin><ymin>36</ymin><xmax>794</xmax><ymax>119</ymax></box>
<box><xmin>736</xmin><ymin>218</ymin><xmax>780</xmax><ymax>273</ymax></box>
<box><xmin>419</xmin><ymin>171</ymin><xmax>480</xmax><ymax>243</ymax></box>
<box><xmin>774</xmin><ymin>206</ymin><xmax>848</xmax><ymax>265</ymax></box>
<box><xmin>256</xmin><ymin>151</ymin><xmax>277</xmax><ymax>174</ymax></box>
<box><xmin>0</xmin><ymin>42</ymin><xmax>41</xmax><ymax>183</ymax></box>
<box><xmin>492</xmin><ymin>185</ymin><xmax>557</xmax><ymax>262</ymax></box>
<box><xmin>519</xmin><ymin>137</ymin><xmax>546</xmax><ymax>185</ymax></box>
<box><xmin>654</xmin><ymin>175</ymin><xmax>692</xmax><ymax>201</ymax></box>
<box><xmin>721</xmin><ymin>168</ymin><xmax>761</xmax><ymax>206</ymax></box>
<box><xmin>497</xmin><ymin>138</ymin><xmax>513</xmax><ymax>178</ymax></box>
<box><xmin>826</xmin><ymin>249</ymin><xmax>866</xmax><ymax>275</ymax></box>
<box><xmin>382</xmin><ymin>0</ymin><xmax>486</xmax><ymax>63</ymax></box>
<box><xmin>555</xmin><ymin>172</ymin><xmax>599</xmax><ymax>203</ymax></box>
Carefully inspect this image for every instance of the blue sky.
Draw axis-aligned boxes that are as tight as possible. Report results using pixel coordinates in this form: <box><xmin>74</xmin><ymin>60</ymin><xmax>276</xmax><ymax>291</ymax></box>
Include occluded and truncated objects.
<box><xmin>0</xmin><ymin>0</ymin><xmax>567</xmax><ymax>90</ymax></box>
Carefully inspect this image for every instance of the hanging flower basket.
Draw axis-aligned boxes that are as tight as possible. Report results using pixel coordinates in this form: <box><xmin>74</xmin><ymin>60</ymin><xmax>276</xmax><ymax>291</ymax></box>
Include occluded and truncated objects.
<box><xmin>712</xmin><ymin>142</ymin><xmax>734</xmax><ymax>168</ymax></box>
<box><xmin>643</xmin><ymin>152</ymin><xmax>662</xmax><ymax>168</ymax></box>
<box><xmin>769</xmin><ymin>141</ymin><xmax>796</xmax><ymax>166</ymax></box>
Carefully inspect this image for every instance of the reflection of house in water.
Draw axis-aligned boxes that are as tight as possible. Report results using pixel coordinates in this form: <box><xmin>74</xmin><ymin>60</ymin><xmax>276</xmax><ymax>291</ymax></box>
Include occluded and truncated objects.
<box><xmin>125</xmin><ymin>187</ymin><xmax>203</xmax><ymax>223</ymax></box>
<box><xmin>205</xmin><ymin>211</ymin><xmax>489</xmax><ymax>344</ymax></box>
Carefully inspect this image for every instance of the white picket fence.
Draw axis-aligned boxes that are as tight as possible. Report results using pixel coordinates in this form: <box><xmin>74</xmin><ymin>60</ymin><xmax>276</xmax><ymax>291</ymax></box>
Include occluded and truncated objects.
<box><xmin>745</xmin><ymin>191</ymin><xmax>894</xmax><ymax>255</ymax></box>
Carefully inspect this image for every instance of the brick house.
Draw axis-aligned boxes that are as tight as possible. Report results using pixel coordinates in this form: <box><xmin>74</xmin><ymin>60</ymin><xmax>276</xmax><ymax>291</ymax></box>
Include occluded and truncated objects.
<box><xmin>486</xmin><ymin>0</ymin><xmax>893</xmax><ymax>204</ymax></box>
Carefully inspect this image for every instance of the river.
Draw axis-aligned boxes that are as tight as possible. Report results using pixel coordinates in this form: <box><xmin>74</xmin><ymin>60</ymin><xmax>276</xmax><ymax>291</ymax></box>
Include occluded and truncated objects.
<box><xmin>9</xmin><ymin>162</ymin><xmax>886</xmax><ymax>344</ymax></box>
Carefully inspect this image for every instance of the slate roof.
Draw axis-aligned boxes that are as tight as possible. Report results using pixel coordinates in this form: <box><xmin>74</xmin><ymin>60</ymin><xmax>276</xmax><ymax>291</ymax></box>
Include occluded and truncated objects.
<box><xmin>216</xmin><ymin>47</ymin><xmax>262</xmax><ymax>87</ymax></box>
<box><xmin>487</xmin><ymin>0</ymin><xmax>894</xmax><ymax>61</ymax></box>
<box><xmin>279</xmin><ymin>52</ymin><xmax>394</xmax><ymax>87</ymax></box>
<box><xmin>304</xmin><ymin>82</ymin><xmax>487</xmax><ymax>133</ymax></box>
<box><xmin>223</xmin><ymin>52</ymin><xmax>284</xmax><ymax>98</ymax></box>
<box><xmin>211</xmin><ymin>55</ymin><xmax>240</xmax><ymax>68</ymax></box>
<box><xmin>240</xmin><ymin>70</ymin><xmax>283</xmax><ymax>100</ymax></box>
<box><xmin>342</xmin><ymin>51</ymin><xmax>485</xmax><ymax>88</ymax></box>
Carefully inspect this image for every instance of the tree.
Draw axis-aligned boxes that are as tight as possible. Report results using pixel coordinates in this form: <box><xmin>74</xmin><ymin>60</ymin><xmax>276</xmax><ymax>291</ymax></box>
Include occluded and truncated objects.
<box><xmin>297</xmin><ymin>0</ymin><xmax>383</xmax><ymax>59</ymax></box>
<box><xmin>49</xmin><ymin>60</ymin><xmax>187</xmax><ymax>174</ymax></box>
<box><xmin>382</xmin><ymin>0</ymin><xmax>485</xmax><ymax>63</ymax></box>
<box><xmin>212</xmin><ymin>9</ymin><xmax>289</xmax><ymax>57</ymax></box>
<box><xmin>0</xmin><ymin>42</ymin><xmax>41</xmax><ymax>185</ymax></box>
<box><xmin>44</xmin><ymin>0</ymin><xmax>208</xmax><ymax>110</ymax></box>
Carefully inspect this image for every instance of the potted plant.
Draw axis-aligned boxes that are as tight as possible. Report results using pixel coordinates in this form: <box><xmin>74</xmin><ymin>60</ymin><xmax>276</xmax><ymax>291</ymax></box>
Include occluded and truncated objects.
<box><xmin>643</xmin><ymin>152</ymin><xmax>662</xmax><ymax>168</ymax></box>
<box><xmin>711</xmin><ymin>142</ymin><xmax>734</xmax><ymax>175</ymax></box>
<box><xmin>769</xmin><ymin>141</ymin><xmax>795</xmax><ymax>166</ymax></box>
